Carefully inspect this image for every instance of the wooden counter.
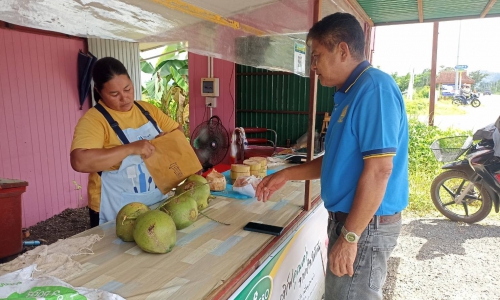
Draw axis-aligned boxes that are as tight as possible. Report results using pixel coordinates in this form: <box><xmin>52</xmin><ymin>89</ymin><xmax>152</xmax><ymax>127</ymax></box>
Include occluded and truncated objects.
<box><xmin>66</xmin><ymin>177</ymin><xmax>321</xmax><ymax>299</ymax></box>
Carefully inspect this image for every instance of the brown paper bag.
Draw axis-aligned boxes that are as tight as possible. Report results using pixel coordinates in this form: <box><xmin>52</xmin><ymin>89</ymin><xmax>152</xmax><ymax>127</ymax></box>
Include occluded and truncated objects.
<box><xmin>144</xmin><ymin>130</ymin><xmax>202</xmax><ymax>194</ymax></box>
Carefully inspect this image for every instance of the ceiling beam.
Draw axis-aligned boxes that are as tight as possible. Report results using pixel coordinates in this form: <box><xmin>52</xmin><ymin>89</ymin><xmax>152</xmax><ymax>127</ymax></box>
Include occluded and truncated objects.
<box><xmin>153</xmin><ymin>0</ymin><xmax>266</xmax><ymax>36</ymax></box>
<box><xmin>417</xmin><ymin>0</ymin><xmax>424</xmax><ymax>22</ymax></box>
<box><xmin>480</xmin><ymin>0</ymin><xmax>497</xmax><ymax>18</ymax></box>
<box><xmin>345</xmin><ymin>0</ymin><xmax>374</xmax><ymax>27</ymax></box>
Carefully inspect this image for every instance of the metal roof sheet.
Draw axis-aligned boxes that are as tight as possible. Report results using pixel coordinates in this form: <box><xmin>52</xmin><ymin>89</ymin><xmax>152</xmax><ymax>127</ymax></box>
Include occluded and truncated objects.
<box><xmin>356</xmin><ymin>0</ymin><xmax>500</xmax><ymax>25</ymax></box>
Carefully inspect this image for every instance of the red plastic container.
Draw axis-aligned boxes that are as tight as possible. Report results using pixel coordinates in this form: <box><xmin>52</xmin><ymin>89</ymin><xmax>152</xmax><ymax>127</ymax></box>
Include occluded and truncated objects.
<box><xmin>0</xmin><ymin>178</ymin><xmax>28</xmax><ymax>259</ymax></box>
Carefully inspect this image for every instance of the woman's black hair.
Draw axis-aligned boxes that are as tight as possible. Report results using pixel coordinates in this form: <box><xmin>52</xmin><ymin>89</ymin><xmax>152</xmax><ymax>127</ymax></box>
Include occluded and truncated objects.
<box><xmin>92</xmin><ymin>57</ymin><xmax>130</xmax><ymax>101</ymax></box>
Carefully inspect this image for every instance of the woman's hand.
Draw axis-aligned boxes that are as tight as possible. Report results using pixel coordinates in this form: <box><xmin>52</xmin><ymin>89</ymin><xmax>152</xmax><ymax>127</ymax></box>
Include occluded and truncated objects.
<box><xmin>129</xmin><ymin>140</ymin><xmax>155</xmax><ymax>159</ymax></box>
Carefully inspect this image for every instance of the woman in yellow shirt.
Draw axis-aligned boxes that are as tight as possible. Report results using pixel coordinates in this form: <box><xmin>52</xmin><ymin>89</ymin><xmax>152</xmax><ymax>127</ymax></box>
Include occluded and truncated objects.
<box><xmin>70</xmin><ymin>57</ymin><xmax>180</xmax><ymax>227</ymax></box>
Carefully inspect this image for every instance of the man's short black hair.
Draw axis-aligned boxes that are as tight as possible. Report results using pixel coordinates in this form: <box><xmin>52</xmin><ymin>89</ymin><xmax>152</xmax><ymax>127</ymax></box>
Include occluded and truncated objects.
<box><xmin>307</xmin><ymin>12</ymin><xmax>366</xmax><ymax>61</ymax></box>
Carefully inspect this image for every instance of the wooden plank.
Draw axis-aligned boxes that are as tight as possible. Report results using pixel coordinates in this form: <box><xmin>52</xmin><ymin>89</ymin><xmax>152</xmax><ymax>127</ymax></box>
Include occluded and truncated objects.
<box><xmin>481</xmin><ymin>0</ymin><xmax>497</xmax><ymax>18</ymax></box>
<box><xmin>10</xmin><ymin>30</ymin><xmax>36</xmax><ymax>222</ymax></box>
<box><xmin>152</xmin><ymin>0</ymin><xmax>266</xmax><ymax>36</ymax></box>
<box><xmin>417</xmin><ymin>0</ymin><xmax>424</xmax><ymax>22</ymax></box>
<box><xmin>20</xmin><ymin>30</ymin><xmax>43</xmax><ymax>222</ymax></box>
<box><xmin>428</xmin><ymin>22</ymin><xmax>439</xmax><ymax>127</ymax></box>
<box><xmin>30</xmin><ymin>34</ymin><xmax>50</xmax><ymax>218</ymax></box>
<box><xmin>304</xmin><ymin>0</ymin><xmax>321</xmax><ymax>211</ymax></box>
<box><xmin>68</xmin><ymin>178</ymin><xmax>321</xmax><ymax>299</ymax></box>
<box><xmin>0</xmin><ymin>29</ymin><xmax>15</xmax><ymax>178</ymax></box>
<box><xmin>0</xmin><ymin>27</ymin><xmax>86</xmax><ymax>226</ymax></box>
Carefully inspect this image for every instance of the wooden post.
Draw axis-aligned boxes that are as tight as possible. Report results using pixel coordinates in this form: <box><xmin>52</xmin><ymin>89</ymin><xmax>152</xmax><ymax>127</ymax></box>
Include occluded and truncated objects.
<box><xmin>304</xmin><ymin>0</ymin><xmax>321</xmax><ymax>211</ymax></box>
<box><xmin>429</xmin><ymin>22</ymin><xmax>439</xmax><ymax>126</ymax></box>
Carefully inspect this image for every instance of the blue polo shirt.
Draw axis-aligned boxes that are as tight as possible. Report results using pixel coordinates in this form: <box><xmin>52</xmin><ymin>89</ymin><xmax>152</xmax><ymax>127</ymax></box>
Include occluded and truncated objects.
<box><xmin>320</xmin><ymin>61</ymin><xmax>408</xmax><ymax>215</ymax></box>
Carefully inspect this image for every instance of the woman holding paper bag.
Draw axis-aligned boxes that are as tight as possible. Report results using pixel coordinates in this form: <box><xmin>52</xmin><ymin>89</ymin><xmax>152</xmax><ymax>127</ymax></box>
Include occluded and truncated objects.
<box><xmin>70</xmin><ymin>57</ymin><xmax>182</xmax><ymax>228</ymax></box>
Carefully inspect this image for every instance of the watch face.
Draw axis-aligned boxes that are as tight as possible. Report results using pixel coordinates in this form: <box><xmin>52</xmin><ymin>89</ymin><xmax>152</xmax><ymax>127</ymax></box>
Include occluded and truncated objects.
<box><xmin>346</xmin><ymin>233</ymin><xmax>356</xmax><ymax>242</ymax></box>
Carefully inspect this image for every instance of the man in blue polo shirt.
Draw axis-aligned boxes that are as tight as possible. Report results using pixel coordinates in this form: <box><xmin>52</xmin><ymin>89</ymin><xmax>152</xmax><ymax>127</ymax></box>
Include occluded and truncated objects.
<box><xmin>256</xmin><ymin>12</ymin><xmax>408</xmax><ymax>300</ymax></box>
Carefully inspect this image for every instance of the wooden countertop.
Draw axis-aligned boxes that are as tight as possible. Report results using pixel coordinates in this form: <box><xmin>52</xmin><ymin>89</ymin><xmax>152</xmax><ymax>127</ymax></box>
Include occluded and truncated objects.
<box><xmin>67</xmin><ymin>177</ymin><xmax>321</xmax><ymax>299</ymax></box>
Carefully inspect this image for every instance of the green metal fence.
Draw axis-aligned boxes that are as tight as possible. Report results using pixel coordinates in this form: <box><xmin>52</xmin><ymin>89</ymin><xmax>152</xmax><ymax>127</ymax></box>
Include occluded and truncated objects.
<box><xmin>236</xmin><ymin>64</ymin><xmax>335</xmax><ymax>147</ymax></box>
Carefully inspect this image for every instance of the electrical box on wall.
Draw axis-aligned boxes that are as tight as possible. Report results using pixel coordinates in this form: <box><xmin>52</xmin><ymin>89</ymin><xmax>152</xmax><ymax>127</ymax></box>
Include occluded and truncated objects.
<box><xmin>205</xmin><ymin>97</ymin><xmax>217</xmax><ymax>108</ymax></box>
<box><xmin>201</xmin><ymin>78</ymin><xmax>219</xmax><ymax>97</ymax></box>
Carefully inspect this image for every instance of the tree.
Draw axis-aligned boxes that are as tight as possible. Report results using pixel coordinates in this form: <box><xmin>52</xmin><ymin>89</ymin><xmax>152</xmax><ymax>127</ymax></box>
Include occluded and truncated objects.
<box><xmin>440</xmin><ymin>66</ymin><xmax>455</xmax><ymax>72</ymax></box>
<box><xmin>414</xmin><ymin>69</ymin><xmax>431</xmax><ymax>88</ymax></box>
<box><xmin>391</xmin><ymin>72</ymin><xmax>411</xmax><ymax>93</ymax></box>
<box><xmin>141</xmin><ymin>44</ymin><xmax>190</xmax><ymax>137</ymax></box>
<box><xmin>468</xmin><ymin>70</ymin><xmax>488</xmax><ymax>89</ymax></box>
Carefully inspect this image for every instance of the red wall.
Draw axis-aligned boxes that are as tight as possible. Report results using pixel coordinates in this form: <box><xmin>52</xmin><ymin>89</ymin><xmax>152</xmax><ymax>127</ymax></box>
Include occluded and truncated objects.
<box><xmin>188</xmin><ymin>53</ymin><xmax>235</xmax><ymax>164</ymax></box>
<box><xmin>0</xmin><ymin>28</ymin><xmax>88</xmax><ymax>227</ymax></box>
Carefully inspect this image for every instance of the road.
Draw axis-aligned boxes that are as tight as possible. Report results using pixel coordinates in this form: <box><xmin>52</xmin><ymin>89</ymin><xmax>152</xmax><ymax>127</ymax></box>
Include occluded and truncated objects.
<box><xmin>419</xmin><ymin>94</ymin><xmax>500</xmax><ymax>131</ymax></box>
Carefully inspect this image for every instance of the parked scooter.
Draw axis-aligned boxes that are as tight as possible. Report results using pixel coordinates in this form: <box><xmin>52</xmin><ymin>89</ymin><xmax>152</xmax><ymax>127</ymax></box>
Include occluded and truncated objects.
<box><xmin>452</xmin><ymin>93</ymin><xmax>481</xmax><ymax>107</ymax></box>
<box><xmin>430</xmin><ymin>135</ymin><xmax>499</xmax><ymax>223</ymax></box>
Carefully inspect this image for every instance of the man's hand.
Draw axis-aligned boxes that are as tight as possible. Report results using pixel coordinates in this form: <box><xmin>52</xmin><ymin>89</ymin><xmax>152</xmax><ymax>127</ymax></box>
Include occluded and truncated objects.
<box><xmin>256</xmin><ymin>170</ymin><xmax>289</xmax><ymax>202</ymax></box>
<box><xmin>329</xmin><ymin>235</ymin><xmax>358</xmax><ymax>277</ymax></box>
<box><xmin>129</xmin><ymin>140</ymin><xmax>156</xmax><ymax>159</ymax></box>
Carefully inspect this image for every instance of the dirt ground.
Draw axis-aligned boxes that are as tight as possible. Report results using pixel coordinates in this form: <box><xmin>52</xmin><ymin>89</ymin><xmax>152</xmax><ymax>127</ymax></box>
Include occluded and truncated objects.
<box><xmin>23</xmin><ymin>207</ymin><xmax>90</xmax><ymax>245</ymax></box>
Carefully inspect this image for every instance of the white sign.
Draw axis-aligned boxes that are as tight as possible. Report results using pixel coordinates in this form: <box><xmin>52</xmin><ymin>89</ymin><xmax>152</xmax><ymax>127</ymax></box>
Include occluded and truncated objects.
<box><xmin>230</xmin><ymin>205</ymin><xmax>328</xmax><ymax>300</ymax></box>
<box><xmin>294</xmin><ymin>42</ymin><xmax>306</xmax><ymax>75</ymax></box>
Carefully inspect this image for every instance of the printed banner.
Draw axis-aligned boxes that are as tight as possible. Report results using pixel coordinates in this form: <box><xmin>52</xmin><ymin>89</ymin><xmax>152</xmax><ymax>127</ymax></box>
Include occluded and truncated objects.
<box><xmin>230</xmin><ymin>205</ymin><xmax>328</xmax><ymax>300</ymax></box>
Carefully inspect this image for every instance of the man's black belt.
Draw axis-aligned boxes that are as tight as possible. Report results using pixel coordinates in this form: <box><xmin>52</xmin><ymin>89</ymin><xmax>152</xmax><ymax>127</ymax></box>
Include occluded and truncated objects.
<box><xmin>328</xmin><ymin>211</ymin><xmax>401</xmax><ymax>224</ymax></box>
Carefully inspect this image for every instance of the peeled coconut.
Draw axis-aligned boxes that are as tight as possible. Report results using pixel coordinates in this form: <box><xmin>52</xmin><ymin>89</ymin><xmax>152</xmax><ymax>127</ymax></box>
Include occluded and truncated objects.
<box><xmin>206</xmin><ymin>170</ymin><xmax>226</xmax><ymax>191</ymax></box>
<box><xmin>176</xmin><ymin>180</ymin><xmax>210</xmax><ymax>211</ymax></box>
<box><xmin>133</xmin><ymin>210</ymin><xmax>177</xmax><ymax>254</ymax></box>
<box><xmin>160</xmin><ymin>194</ymin><xmax>198</xmax><ymax>230</ymax></box>
<box><xmin>116</xmin><ymin>202</ymin><xmax>150</xmax><ymax>242</ymax></box>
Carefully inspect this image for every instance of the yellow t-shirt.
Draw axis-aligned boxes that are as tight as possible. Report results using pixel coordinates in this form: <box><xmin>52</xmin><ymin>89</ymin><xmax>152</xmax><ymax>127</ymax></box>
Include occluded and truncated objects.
<box><xmin>70</xmin><ymin>101</ymin><xmax>179</xmax><ymax>212</ymax></box>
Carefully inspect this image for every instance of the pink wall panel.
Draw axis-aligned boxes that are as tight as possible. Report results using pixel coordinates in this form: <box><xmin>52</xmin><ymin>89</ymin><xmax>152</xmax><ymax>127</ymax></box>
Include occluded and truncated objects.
<box><xmin>188</xmin><ymin>53</ymin><xmax>236</xmax><ymax>165</ymax></box>
<box><xmin>0</xmin><ymin>28</ymin><xmax>89</xmax><ymax>227</ymax></box>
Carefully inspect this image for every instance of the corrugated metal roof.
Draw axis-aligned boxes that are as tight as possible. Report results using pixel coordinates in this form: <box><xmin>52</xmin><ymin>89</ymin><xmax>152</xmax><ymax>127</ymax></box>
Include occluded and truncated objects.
<box><xmin>357</xmin><ymin>0</ymin><xmax>500</xmax><ymax>26</ymax></box>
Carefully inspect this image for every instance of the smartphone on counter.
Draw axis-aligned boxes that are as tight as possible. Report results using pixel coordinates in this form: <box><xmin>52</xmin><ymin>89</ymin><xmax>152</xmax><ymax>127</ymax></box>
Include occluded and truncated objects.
<box><xmin>243</xmin><ymin>222</ymin><xmax>284</xmax><ymax>236</ymax></box>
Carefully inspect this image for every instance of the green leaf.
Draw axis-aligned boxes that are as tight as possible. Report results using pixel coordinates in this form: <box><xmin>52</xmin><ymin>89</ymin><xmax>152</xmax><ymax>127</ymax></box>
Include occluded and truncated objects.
<box><xmin>156</xmin><ymin>44</ymin><xmax>185</xmax><ymax>68</ymax></box>
<box><xmin>140</xmin><ymin>61</ymin><xmax>155</xmax><ymax>74</ymax></box>
<box><xmin>155</xmin><ymin>59</ymin><xmax>188</xmax><ymax>77</ymax></box>
<box><xmin>170</xmin><ymin>66</ymin><xmax>188</xmax><ymax>92</ymax></box>
<box><xmin>178</xmin><ymin>66</ymin><xmax>189</xmax><ymax>75</ymax></box>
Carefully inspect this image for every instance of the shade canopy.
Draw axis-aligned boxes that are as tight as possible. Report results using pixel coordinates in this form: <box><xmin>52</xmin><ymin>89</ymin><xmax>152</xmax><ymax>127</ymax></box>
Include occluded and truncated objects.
<box><xmin>1</xmin><ymin>0</ymin><xmax>497</xmax><ymax>74</ymax></box>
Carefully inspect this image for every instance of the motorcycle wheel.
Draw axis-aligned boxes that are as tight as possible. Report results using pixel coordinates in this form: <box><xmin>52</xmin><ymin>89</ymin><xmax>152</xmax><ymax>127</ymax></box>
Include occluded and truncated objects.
<box><xmin>471</xmin><ymin>99</ymin><xmax>481</xmax><ymax>107</ymax></box>
<box><xmin>430</xmin><ymin>170</ymin><xmax>492</xmax><ymax>223</ymax></box>
<box><xmin>452</xmin><ymin>99</ymin><xmax>461</xmax><ymax>105</ymax></box>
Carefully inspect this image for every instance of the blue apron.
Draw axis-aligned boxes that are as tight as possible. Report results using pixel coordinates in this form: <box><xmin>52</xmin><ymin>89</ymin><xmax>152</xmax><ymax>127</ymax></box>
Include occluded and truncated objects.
<box><xmin>95</xmin><ymin>102</ymin><xmax>167</xmax><ymax>224</ymax></box>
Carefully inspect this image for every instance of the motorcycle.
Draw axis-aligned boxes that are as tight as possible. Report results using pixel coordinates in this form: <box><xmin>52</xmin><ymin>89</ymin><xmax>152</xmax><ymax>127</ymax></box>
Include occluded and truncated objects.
<box><xmin>452</xmin><ymin>93</ymin><xmax>481</xmax><ymax>107</ymax></box>
<box><xmin>430</xmin><ymin>135</ymin><xmax>499</xmax><ymax>223</ymax></box>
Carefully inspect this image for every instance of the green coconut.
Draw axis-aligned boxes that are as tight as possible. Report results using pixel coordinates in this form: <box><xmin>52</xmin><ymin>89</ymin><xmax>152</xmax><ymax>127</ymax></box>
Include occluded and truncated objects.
<box><xmin>175</xmin><ymin>180</ymin><xmax>210</xmax><ymax>211</ymax></box>
<box><xmin>133</xmin><ymin>210</ymin><xmax>177</xmax><ymax>254</ymax></box>
<box><xmin>160</xmin><ymin>194</ymin><xmax>198</xmax><ymax>230</ymax></box>
<box><xmin>186</xmin><ymin>174</ymin><xmax>208</xmax><ymax>185</ymax></box>
<box><xmin>116</xmin><ymin>202</ymin><xmax>150</xmax><ymax>242</ymax></box>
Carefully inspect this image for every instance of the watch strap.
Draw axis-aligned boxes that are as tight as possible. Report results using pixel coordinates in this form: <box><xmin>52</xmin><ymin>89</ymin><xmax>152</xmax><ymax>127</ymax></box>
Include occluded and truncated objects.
<box><xmin>341</xmin><ymin>225</ymin><xmax>360</xmax><ymax>243</ymax></box>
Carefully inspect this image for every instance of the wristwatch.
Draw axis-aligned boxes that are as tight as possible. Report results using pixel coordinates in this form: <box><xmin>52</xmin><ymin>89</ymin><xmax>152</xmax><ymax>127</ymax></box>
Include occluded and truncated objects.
<box><xmin>341</xmin><ymin>226</ymin><xmax>360</xmax><ymax>243</ymax></box>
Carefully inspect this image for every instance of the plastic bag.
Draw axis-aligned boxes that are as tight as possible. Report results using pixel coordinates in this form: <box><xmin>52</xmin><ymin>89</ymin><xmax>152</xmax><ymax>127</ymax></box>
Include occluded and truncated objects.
<box><xmin>0</xmin><ymin>265</ymin><xmax>125</xmax><ymax>299</ymax></box>
<box><xmin>232</xmin><ymin>175</ymin><xmax>262</xmax><ymax>197</ymax></box>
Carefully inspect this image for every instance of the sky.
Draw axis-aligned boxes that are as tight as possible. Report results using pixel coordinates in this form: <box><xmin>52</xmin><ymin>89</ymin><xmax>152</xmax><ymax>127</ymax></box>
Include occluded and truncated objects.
<box><xmin>371</xmin><ymin>17</ymin><xmax>500</xmax><ymax>76</ymax></box>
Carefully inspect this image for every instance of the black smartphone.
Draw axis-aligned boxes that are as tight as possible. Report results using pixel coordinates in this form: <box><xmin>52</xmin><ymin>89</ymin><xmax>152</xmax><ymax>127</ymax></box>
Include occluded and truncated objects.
<box><xmin>243</xmin><ymin>222</ymin><xmax>284</xmax><ymax>236</ymax></box>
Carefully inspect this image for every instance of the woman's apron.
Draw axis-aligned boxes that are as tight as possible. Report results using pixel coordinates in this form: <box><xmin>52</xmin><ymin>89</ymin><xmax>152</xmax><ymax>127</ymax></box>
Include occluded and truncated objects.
<box><xmin>95</xmin><ymin>102</ymin><xmax>167</xmax><ymax>224</ymax></box>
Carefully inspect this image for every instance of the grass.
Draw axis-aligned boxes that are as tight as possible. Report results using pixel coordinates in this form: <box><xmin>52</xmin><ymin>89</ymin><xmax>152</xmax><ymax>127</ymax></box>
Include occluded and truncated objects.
<box><xmin>404</xmin><ymin>98</ymin><xmax>500</xmax><ymax>221</ymax></box>
<box><xmin>405</xmin><ymin>97</ymin><xmax>466</xmax><ymax>117</ymax></box>
<box><xmin>406</xmin><ymin>119</ymin><xmax>466</xmax><ymax>216</ymax></box>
